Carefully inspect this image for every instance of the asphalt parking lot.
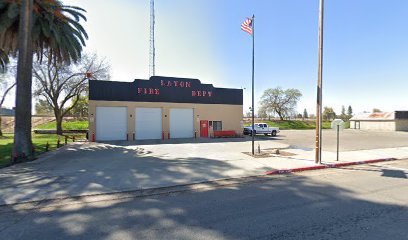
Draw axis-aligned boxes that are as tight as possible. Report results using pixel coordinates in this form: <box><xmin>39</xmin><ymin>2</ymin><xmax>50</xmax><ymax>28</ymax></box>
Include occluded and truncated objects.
<box><xmin>253</xmin><ymin>129</ymin><xmax>408</xmax><ymax>152</ymax></box>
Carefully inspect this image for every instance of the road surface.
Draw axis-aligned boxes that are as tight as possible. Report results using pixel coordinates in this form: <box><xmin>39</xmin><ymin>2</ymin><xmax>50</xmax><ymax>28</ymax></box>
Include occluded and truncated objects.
<box><xmin>1</xmin><ymin>160</ymin><xmax>407</xmax><ymax>240</ymax></box>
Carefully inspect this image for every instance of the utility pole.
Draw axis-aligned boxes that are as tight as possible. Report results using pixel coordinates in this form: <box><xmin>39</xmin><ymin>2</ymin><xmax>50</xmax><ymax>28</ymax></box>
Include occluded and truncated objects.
<box><xmin>315</xmin><ymin>0</ymin><xmax>324</xmax><ymax>164</ymax></box>
<box><xmin>149</xmin><ymin>0</ymin><xmax>156</xmax><ymax>77</ymax></box>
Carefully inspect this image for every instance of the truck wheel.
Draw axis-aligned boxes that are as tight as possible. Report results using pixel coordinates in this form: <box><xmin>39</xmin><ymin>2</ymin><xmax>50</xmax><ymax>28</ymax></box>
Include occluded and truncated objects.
<box><xmin>272</xmin><ymin>130</ymin><xmax>277</xmax><ymax>136</ymax></box>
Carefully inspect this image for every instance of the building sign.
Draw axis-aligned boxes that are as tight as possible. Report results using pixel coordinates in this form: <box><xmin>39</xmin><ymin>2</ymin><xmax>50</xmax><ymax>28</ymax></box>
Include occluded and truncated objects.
<box><xmin>89</xmin><ymin>76</ymin><xmax>242</xmax><ymax>105</ymax></box>
<box><xmin>136</xmin><ymin>79</ymin><xmax>213</xmax><ymax>97</ymax></box>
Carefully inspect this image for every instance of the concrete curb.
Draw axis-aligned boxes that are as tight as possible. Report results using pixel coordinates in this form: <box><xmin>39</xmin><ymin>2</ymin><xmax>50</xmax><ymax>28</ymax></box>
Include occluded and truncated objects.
<box><xmin>265</xmin><ymin>157</ymin><xmax>398</xmax><ymax>175</ymax></box>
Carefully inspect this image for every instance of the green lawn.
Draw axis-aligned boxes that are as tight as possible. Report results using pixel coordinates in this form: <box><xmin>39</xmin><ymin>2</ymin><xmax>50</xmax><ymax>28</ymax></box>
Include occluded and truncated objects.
<box><xmin>245</xmin><ymin>120</ymin><xmax>349</xmax><ymax>130</ymax></box>
<box><xmin>35</xmin><ymin>120</ymin><xmax>88</xmax><ymax>130</ymax></box>
<box><xmin>0</xmin><ymin>133</ymin><xmax>83</xmax><ymax>168</ymax></box>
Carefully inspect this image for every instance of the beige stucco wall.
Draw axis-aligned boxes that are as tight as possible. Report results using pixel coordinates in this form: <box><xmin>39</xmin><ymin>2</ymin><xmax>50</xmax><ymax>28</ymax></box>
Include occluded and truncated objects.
<box><xmin>396</xmin><ymin>119</ymin><xmax>408</xmax><ymax>131</ymax></box>
<box><xmin>350</xmin><ymin>120</ymin><xmax>356</xmax><ymax>129</ymax></box>
<box><xmin>351</xmin><ymin>120</ymin><xmax>396</xmax><ymax>131</ymax></box>
<box><xmin>88</xmin><ymin>100</ymin><xmax>243</xmax><ymax>140</ymax></box>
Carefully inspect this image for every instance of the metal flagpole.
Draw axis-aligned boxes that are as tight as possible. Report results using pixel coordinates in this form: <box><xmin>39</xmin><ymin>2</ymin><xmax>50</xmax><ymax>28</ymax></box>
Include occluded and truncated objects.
<box><xmin>251</xmin><ymin>15</ymin><xmax>255</xmax><ymax>155</ymax></box>
<box><xmin>315</xmin><ymin>0</ymin><xmax>324</xmax><ymax>164</ymax></box>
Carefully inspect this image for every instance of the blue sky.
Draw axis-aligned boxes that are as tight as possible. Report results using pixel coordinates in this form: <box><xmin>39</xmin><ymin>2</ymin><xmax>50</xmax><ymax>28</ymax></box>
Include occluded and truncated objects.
<box><xmin>5</xmin><ymin>0</ymin><xmax>408</xmax><ymax>115</ymax></box>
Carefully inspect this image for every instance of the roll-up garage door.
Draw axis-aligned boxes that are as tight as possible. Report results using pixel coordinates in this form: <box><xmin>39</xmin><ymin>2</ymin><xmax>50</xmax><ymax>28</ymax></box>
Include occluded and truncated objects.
<box><xmin>135</xmin><ymin>108</ymin><xmax>162</xmax><ymax>140</ymax></box>
<box><xmin>170</xmin><ymin>108</ymin><xmax>194</xmax><ymax>138</ymax></box>
<box><xmin>96</xmin><ymin>107</ymin><xmax>127</xmax><ymax>141</ymax></box>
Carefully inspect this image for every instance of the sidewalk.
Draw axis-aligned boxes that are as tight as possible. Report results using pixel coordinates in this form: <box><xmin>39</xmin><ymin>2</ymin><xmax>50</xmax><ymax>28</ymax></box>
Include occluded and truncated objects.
<box><xmin>0</xmin><ymin>140</ymin><xmax>407</xmax><ymax>205</ymax></box>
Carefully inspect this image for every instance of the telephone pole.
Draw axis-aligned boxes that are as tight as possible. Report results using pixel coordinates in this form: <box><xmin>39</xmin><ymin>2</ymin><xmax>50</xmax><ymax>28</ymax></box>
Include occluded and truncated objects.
<box><xmin>315</xmin><ymin>0</ymin><xmax>324</xmax><ymax>164</ymax></box>
<box><xmin>149</xmin><ymin>0</ymin><xmax>156</xmax><ymax>77</ymax></box>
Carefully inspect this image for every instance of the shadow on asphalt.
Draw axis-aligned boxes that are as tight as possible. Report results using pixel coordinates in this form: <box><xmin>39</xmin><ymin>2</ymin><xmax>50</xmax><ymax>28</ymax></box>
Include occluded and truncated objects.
<box><xmin>336</xmin><ymin>164</ymin><xmax>408</xmax><ymax>179</ymax></box>
<box><xmin>381</xmin><ymin>169</ymin><xmax>407</xmax><ymax>179</ymax></box>
<box><xmin>0</xmin><ymin>143</ymin><xmax>275</xmax><ymax>205</ymax></box>
<box><xmin>1</xmin><ymin>168</ymin><xmax>407</xmax><ymax>239</ymax></box>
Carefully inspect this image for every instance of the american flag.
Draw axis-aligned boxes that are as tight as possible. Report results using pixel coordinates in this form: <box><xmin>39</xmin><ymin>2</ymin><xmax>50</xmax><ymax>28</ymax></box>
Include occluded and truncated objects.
<box><xmin>241</xmin><ymin>17</ymin><xmax>253</xmax><ymax>35</ymax></box>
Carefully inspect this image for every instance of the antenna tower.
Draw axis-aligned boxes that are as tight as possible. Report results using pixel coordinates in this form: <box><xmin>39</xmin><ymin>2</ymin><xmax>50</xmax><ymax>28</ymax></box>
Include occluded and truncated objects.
<box><xmin>149</xmin><ymin>0</ymin><xmax>156</xmax><ymax>77</ymax></box>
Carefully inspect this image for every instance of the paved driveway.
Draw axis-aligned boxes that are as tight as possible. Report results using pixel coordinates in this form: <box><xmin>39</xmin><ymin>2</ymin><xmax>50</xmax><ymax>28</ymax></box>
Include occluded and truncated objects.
<box><xmin>0</xmin><ymin>138</ymin><xmax>293</xmax><ymax>205</ymax></box>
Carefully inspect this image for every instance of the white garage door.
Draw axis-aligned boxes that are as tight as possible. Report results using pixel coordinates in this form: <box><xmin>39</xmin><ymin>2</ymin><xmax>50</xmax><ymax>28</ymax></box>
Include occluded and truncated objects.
<box><xmin>170</xmin><ymin>108</ymin><xmax>194</xmax><ymax>138</ymax></box>
<box><xmin>96</xmin><ymin>107</ymin><xmax>128</xmax><ymax>141</ymax></box>
<box><xmin>135</xmin><ymin>108</ymin><xmax>162</xmax><ymax>140</ymax></box>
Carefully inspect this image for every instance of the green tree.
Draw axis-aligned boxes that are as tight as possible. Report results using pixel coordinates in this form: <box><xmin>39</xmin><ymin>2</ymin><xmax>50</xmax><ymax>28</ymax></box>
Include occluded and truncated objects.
<box><xmin>339</xmin><ymin>105</ymin><xmax>349</xmax><ymax>121</ymax></box>
<box><xmin>303</xmin><ymin>108</ymin><xmax>308</xmax><ymax>119</ymax></box>
<box><xmin>0</xmin><ymin>0</ymin><xmax>88</xmax><ymax>161</ymax></box>
<box><xmin>323</xmin><ymin>107</ymin><xmax>336</xmax><ymax>121</ymax></box>
<box><xmin>347</xmin><ymin>105</ymin><xmax>353</xmax><ymax>117</ymax></box>
<box><xmin>259</xmin><ymin>87</ymin><xmax>302</xmax><ymax>120</ymax></box>
<box><xmin>373</xmin><ymin>108</ymin><xmax>381</xmax><ymax>113</ymax></box>
<box><xmin>35</xmin><ymin>99</ymin><xmax>53</xmax><ymax>115</ymax></box>
<box><xmin>257</xmin><ymin>106</ymin><xmax>268</xmax><ymax>119</ymax></box>
<box><xmin>68</xmin><ymin>95</ymin><xmax>88</xmax><ymax>118</ymax></box>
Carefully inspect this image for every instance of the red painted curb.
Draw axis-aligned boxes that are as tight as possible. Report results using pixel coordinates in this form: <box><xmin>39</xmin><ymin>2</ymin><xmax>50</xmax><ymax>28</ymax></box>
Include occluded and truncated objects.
<box><xmin>265</xmin><ymin>157</ymin><xmax>397</xmax><ymax>175</ymax></box>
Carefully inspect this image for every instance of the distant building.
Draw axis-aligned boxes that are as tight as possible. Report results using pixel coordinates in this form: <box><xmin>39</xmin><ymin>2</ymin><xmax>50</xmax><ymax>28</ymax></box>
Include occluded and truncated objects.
<box><xmin>350</xmin><ymin>111</ymin><xmax>408</xmax><ymax>131</ymax></box>
<box><xmin>0</xmin><ymin>107</ymin><xmax>15</xmax><ymax>116</ymax></box>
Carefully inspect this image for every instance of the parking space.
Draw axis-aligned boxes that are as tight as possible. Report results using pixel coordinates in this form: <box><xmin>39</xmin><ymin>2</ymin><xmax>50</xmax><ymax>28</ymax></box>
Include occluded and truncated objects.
<box><xmin>254</xmin><ymin>129</ymin><xmax>408</xmax><ymax>152</ymax></box>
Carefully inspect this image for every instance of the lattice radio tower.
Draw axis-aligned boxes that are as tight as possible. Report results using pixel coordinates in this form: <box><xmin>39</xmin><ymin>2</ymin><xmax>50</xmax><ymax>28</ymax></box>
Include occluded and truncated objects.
<box><xmin>149</xmin><ymin>0</ymin><xmax>156</xmax><ymax>77</ymax></box>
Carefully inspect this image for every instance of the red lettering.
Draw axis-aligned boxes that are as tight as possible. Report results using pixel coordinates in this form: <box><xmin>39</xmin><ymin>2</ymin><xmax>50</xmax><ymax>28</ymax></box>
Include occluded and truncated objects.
<box><xmin>186</xmin><ymin>82</ymin><xmax>191</xmax><ymax>88</ymax></box>
<box><xmin>167</xmin><ymin>81</ymin><xmax>172</xmax><ymax>87</ymax></box>
<box><xmin>144</xmin><ymin>88</ymin><xmax>148</xmax><ymax>94</ymax></box>
<box><xmin>208</xmin><ymin>91</ymin><xmax>212</xmax><ymax>97</ymax></box>
<box><xmin>192</xmin><ymin>91</ymin><xmax>196</xmax><ymax>96</ymax></box>
<box><xmin>149</xmin><ymin>88</ymin><xmax>154</xmax><ymax>94</ymax></box>
<box><xmin>197</xmin><ymin>91</ymin><xmax>202</xmax><ymax>96</ymax></box>
<box><xmin>180</xmin><ymin>81</ymin><xmax>185</xmax><ymax>87</ymax></box>
<box><xmin>138</xmin><ymin>88</ymin><xmax>143</xmax><ymax>94</ymax></box>
<box><xmin>203</xmin><ymin>91</ymin><xmax>207</xmax><ymax>96</ymax></box>
<box><xmin>174</xmin><ymin>81</ymin><xmax>179</xmax><ymax>87</ymax></box>
<box><xmin>161</xmin><ymin>80</ymin><xmax>165</xmax><ymax>86</ymax></box>
<box><xmin>155</xmin><ymin>88</ymin><xmax>160</xmax><ymax>95</ymax></box>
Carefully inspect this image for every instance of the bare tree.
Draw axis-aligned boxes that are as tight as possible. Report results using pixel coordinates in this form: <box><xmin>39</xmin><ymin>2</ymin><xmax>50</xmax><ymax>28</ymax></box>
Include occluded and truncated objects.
<box><xmin>0</xmin><ymin>72</ymin><xmax>16</xmax><ymax>136</ymax></box>
<box><xmin>33</xmin><ymin>53</ymin><xmax>110</xmax><ymax>135</ymax></box>
<box><xmin>259</xmin><ymin>87</ymin><xmax>302</xmax><ymax>120</ymax></box>
<box><xmin>323</xmin><ymin>106</ymin><xmax>336</xmax><ymax>121</ymax></box>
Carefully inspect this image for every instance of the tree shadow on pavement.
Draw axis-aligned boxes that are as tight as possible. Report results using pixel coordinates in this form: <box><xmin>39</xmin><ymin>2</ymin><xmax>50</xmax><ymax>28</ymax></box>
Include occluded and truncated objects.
<box><xmin>0</xmin><ymin>142</ymin><xmax>271</xmax><ymax>205</ymax></box>
<box><xmin>338</xmin><ymin>164</ymin><xmax>408</xmax><ymax>179</ymax></box>
<box><xmin>1</xmin><ymin>171</ymin><xmax>407</xmax><ymax>239</ymax></box>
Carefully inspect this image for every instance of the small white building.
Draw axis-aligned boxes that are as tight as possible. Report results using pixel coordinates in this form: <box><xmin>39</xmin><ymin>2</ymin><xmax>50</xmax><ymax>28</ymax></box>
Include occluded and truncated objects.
<box><xmin>350</xmin><ymin>111</ymin><xmax>408</xmax><ymax>131</ymax></box>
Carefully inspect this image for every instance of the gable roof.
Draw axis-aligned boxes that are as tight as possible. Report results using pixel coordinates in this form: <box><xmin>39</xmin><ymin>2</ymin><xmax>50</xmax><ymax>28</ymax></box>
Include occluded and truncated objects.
<box><xmin>350</xmin><ymin>112</ymin><xmax>395</xmax><ymax>121</ymax></box>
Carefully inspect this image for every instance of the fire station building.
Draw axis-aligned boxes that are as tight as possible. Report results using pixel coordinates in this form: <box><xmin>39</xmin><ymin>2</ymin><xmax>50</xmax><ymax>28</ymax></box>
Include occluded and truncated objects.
<box><xmin>88</xmin><ymin>76</ymin><xmax>243</xmax><ymax>141</ymax></box>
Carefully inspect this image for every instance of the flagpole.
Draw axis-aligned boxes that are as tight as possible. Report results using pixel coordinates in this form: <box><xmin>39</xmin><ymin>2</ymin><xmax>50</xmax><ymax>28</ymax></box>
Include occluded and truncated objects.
<box><xmin>315</xmin><ymin>0</ymin><xmax>324</xmax><ymax>164</ymax></box>
<box><xmin>251</xmin><ymin>15</ymin><xmax>255</xmax><ymax>155</ymax></box>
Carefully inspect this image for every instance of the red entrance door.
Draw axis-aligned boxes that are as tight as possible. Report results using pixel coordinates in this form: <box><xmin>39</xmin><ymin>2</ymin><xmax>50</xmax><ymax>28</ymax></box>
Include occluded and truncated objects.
<box><xmin>200</xmin><ymin>120</ymin><xmax>208</xmax><ymax>138</ymax></box>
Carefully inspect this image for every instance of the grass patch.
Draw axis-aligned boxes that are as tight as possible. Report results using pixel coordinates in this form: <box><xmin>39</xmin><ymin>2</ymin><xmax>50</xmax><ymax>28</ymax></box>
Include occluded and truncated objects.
<box><xmin>0</xmin><ymin>133</ymin><xmax>85</xmax><ymax>168</ymax></box>
<box><xmin>244</xmin><ymin>120</ymin><xmax>341</xmax><ymax>130</ymax></box>
<box><xmin>36</xmin><ymin>120</ymin><xmax>88</xmax><ymax>130</ymax></box>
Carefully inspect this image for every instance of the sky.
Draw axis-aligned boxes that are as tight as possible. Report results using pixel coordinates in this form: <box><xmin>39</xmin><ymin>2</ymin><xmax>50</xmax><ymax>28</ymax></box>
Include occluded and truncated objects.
<box><xmin>3</xmin><ymin>0</ymin><xmax>408</xmax><ymax>116</ymax></box>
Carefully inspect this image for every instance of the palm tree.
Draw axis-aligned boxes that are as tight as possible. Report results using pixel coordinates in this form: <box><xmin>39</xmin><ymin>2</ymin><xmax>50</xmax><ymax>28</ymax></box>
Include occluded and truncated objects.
<box><xmin>0</xmin><ymin>0</ymin><xmax>88</xmax><ymax>162</ymax></box>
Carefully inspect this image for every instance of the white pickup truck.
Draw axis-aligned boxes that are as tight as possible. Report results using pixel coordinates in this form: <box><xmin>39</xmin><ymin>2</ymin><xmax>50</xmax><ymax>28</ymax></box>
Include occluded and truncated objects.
<box><xmin>243</xmin><ymin>123</ymin><xmax>280</xmax><ymax>136</ymax></box>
